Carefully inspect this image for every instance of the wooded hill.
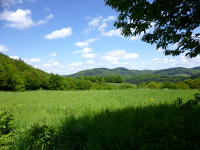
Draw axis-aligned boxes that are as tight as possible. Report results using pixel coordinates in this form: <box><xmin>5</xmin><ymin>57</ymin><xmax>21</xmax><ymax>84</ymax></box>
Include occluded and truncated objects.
<box><xmin>0</xmin><ymin>53</ymin><xmax>49</xmax><ymax>91</ymax></box>
<box><xmin>70</xmin><ymin>67</ymin><xmax>200</xmax><ymax>77</ymax></box>
<box><xmin>70</xmin><ymin>67</ymin><xmax>200</xmax><ymax>84</ymax></box>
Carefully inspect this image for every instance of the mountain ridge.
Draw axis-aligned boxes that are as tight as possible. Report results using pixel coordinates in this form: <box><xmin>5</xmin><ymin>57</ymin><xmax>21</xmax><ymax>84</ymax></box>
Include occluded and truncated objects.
<box><xmin>69</xmin><ymin>66</ymin><xmax>200</xmax><ymax>77</ymax></box>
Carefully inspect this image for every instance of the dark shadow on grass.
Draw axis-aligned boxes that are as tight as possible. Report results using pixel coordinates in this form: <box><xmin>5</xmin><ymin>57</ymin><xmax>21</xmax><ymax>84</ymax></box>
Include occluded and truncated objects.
<box><xmin>16</xmin><ymin>104</ymin><xmax>200</xmax><ymax>150</ymax></box>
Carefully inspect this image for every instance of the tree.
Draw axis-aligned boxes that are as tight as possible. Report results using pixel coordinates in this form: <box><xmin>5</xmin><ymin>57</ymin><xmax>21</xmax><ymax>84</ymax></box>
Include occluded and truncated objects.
<box><xmin>48</xmin><ymin>74</ymin><xmax>65</xmax><ymax>90</ymax></box>
<box><xmin>105</xmin><ymin>0</ymin><xmax>200</xmax><ymax>58</ymax></box>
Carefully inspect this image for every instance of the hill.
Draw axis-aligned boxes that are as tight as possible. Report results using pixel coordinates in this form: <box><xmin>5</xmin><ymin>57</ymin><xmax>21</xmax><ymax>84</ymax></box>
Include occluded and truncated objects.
<box><xmin>70</xmin><ymin>67</ymin><xmax>154</xmax><ymax>77</ymax></box>
<box><xmin>70</xmin><ymin>67</ymin><xmax>200</xmax><ymax>77</ymax></box>
<box><xmin>69</xmin><ymin>66</ymin><xmax>200</xmax><ymax>84</ymax></box>
<box><xmin>0</xmin><ymin>53</ymin><xmax>49</xmax><ymax>91</ymax></box>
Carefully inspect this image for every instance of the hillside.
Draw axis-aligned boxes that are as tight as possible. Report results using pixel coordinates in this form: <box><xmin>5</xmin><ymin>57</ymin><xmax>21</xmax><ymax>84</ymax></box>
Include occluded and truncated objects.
<box><xmin>0</xmin><ymin>53</ymin><xmax>49</xmax><ymax>91</ymax></box>
<box><xmin>70</xmin><ymin>67</ymin><xmax>200</xmax><ymax>77</ymax></box>
<box><xmin>70</xmin><ymin>67</ymin><xmax>154</xmax><ymax>77</ymax></box>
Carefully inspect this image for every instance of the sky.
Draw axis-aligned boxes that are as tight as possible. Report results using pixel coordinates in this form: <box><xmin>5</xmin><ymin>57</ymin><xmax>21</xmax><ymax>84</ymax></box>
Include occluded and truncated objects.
<box><xmin>0</xmin><ymin>0</ymin><xmax>200</xmax><ymax>75</ymax></box>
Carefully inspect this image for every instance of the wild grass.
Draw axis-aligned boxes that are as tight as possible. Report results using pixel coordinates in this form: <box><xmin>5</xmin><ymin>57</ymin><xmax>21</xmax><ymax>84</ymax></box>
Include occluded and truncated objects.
<box><xmin>0</xmin><ymin>89</ymin><xmax>199</xmax><ymax>149</ymax></box>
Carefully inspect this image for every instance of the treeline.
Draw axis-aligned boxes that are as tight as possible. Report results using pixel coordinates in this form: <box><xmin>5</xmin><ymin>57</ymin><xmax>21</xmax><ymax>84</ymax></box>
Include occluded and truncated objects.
<box><xmin>1</xmin><ymin>71</ymin><xmax>200</xmax><ymax>91</ymax></box>
<box><xmin>125</xmin><ymin>74</ymin><xmax>190</xmax><ymax>84</ymax></box>
<box><xmin>138</xmin><ymin>78</ymin><xmax>200</xmax><ymax>89</ymax></box>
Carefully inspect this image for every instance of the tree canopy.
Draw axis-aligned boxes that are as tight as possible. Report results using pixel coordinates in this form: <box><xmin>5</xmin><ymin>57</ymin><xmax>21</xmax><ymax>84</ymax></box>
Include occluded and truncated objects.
<box><xmin>105</xmin><ymin>0</ymin><xmax>200</xmax><ymax>58</ymax></box>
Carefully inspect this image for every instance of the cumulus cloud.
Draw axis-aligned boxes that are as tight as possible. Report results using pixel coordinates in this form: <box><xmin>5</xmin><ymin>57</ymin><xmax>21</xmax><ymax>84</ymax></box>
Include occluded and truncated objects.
<box><xmin>0</xmin><ymin>9</ymin><xmax>53</xmax><ymax>29</ymax></box>
<box><xmin>68</xmin><ymin>61</ymin><xmax>83</xmax><ymax>68</ymax></box>
<box><xmin>34</xmin><ymin>59</ymin><xmax>66</xmax><ymax>74</ymax></box>
<box><xmin>82</xmin><ymin>53</ymin><xmax>97</xmax><ymax>58</ymax></box>
<box><xmin>0</xmin><ymin>44</ymin><xmax>8</xmax><ymax>52</ymax></box>
<box><xmin>75</xmin><ymin>47</ymin><xmax>97</xmax><ymax>58</ymax></box>
<box><xmin>84</xmin><ymin>15</ymin><xmax>121</xmax><ymax>37</ymax></box>
<box><xmin>44</xmin><ymin>27</ymin><xmax>72</xmax><ymax>40</ymax></box>
<box><xmin>152</xmin><ymin>57</ymin><xmax>176</xmax><ymax>64</ymax></box>
<box><xmin>24</xmin><ymin>58</ymin><xmax>41</xmax><ymax>64</ymax></box>
<box><xmin>152</xmin><ymin>55</ymin><xmax>200</xmax><ymax>69</ymax></box>
<box><xmin>102</xmin><ymin>49</ymin><xmax>139</xmax><ymax>64</ymax></box>
<box><xmin>75</xmin><ymin>38</ymin><xmax>98</xmax><ymax>47</ymax></box>
<box><xmin>86</xmin><ymin>60</ymin><xmax>95</xmax><ymax>64</ymax></box>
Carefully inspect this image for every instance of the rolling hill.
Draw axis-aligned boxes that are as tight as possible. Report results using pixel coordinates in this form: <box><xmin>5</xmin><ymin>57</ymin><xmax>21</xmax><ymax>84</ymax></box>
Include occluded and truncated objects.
<box><xmin>0</xmin><ymin>53</ymin><xmax>49</xmax><ymax>90</ymax></box>
<box><xmin>70</xmin><ymin>67</ymin><xmax>200</xmax><ymax>78</ymax></box>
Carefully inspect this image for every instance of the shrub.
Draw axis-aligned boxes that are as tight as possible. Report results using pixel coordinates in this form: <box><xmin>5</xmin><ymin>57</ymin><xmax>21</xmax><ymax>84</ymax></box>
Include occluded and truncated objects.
<box><xmin>18</xmin><ymin>124</ymin><xmax>58</xmax><ymax>150</ymax></box>
<box><xmin>90</xmin><ymin>83</ymin><xmax>112</xmax><ymax>90</ymax></box>
<box><xmin>176</xmin><ymin>82</ymin><xmax>190</xmax><ymax>89</ymax></box>
<box><xmin>0</xmin><ymin>107</ymin><xmax>14</xmax><ymax>149</ymax></box>
<box><xmin>0</xmin><ymin>110</ymin><xmax>14</xmax><ymax>135</ymax></box>
<box><xmin>161</xmin><ymin>82</ymin><xmax>177</xmax><ymax>89</ymax></box>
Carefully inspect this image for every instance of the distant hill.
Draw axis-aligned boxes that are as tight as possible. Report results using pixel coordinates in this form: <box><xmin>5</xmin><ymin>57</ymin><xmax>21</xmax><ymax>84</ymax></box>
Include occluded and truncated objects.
<box><xmin>0</xmin><ymin>53</ymin><xmax>49</xmax><ymax>90</ymax></box>
<box><xmin>70</xmin><ymin>67</ymin><xmax>200</xmax><ymax>77</ymax></box>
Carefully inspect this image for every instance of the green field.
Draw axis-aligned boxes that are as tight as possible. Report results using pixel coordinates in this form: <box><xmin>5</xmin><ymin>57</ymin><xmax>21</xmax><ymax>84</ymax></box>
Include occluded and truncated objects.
<box><xmin>1</xmin><ymin>89</ymin><xmax>200</xmax><ymax>149</ymax></box>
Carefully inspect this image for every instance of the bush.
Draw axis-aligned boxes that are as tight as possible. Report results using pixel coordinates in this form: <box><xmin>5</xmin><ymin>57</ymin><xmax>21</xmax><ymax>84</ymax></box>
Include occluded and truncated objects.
<box><xmin>0</xmin><ymin>107</ymin><xmax>14</xmax><ymax>149</ymax></box>
<box><xmin>0</xmin><ymin>110</ymin><xmax>14</xmax><ymax>135</ymax></box>
<box><xmin>176</xmin><ymin>82</ymin><xmax>190</xmax><ymax>89</ymax></box>
<box><xmin>17</xmin><ymin>124</ymin><xmax>58</xmax><ymax>150</ymax></box>
<box><xmin>90</xmin><ymin>83</ymin><xmax>112</xmax><ymax>90</ymax></box>
<box><xmin>161</xmin><ymin>82</ymin><xmax>177</xmax><ymax>89</ymax></box>
<box><xmin>73</xmin><ymin>79</ymin><xmax>92</xmax><ymax>90</ymax></box>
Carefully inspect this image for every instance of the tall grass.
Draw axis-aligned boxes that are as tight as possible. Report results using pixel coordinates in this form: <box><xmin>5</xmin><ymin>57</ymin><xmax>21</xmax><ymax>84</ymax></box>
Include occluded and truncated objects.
<box><xmin>0</xmin><ymin>89</ymin><xmax>199</xmax><ymax>149</ymax></box>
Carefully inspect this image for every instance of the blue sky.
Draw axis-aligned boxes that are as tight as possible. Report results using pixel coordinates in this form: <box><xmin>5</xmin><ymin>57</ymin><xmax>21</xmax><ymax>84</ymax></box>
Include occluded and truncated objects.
<box><xmin>0</xmin><ymin>0</ymin><xmax>200</xmax><ymax>75</ymax></box>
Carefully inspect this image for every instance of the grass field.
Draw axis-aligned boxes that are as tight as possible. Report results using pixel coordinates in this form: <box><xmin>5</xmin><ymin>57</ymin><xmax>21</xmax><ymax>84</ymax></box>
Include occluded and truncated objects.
<box><xmin>1</xmin><ymin>89</ymin><xmax>200</xmax><ymax>149</ymax></box>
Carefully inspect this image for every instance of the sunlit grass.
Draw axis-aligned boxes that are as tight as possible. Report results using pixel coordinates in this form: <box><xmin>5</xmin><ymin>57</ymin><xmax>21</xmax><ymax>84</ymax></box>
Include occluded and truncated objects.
<box><xmin>0</xmin><ymin>89</ymin><xmax>198</xmax><ymax>129</ymax></box>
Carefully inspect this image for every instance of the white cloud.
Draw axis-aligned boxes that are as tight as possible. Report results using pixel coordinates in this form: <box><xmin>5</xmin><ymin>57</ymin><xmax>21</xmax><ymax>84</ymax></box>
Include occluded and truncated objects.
<box><xmin>9</xmin><ymin>55</ymin><xmax>20</xmax><ymax>59</ymax></box>
<box><xmin>24</xmin><ymin>58</ymin><xmax>41</xmax><ymax>64</ymax></box>
<box><xmin>102</xmin><ymin>49</ymin><xmax>139</xmax><ymax>64</ymax></box>
<box><xmin>85</xmin><ymin>16</ymin><xmax>103</xmax><ymax>32</ymax></box>
<box><xmin>82</xmin><ymin>53</ymin><xmax>97</xmax><ymax>58</ymax></box>
<box><xmin>0</xmin><ymin>9</ymin><xmax>53</xmax><ymax>29</ymax></box>
<box><xmin>35</xmin><ymin>14</ymin><xmax>53</xmax><ymax>26</ymax></box>
<box><xmin>68</xmin><ymin>61</ymin><xmax>83</xmax><ymax>68</ymax></box>
<box><xmin>44</xmin><ymin>27</ymin><xmax>72</xmax><ymax>40</ymax></box>
<box><xmin>0</xmin><ymin>0</ymin><xmax>23</xmax><ymax>7</ymax></box>
<box><xmin>101</xmin><ymin>29</ymin><xmax>122</xmax><ymax>37</ymax></box>
<box><xmin>103</xmin><ymin>16</ymin><xmax>115</xmax><ymax>22</ymax></box>
<box><xmin>34</xmin><ymin>59</ymin><xmax>66</xmax><ymax>74</ymax></box>
<box><xmin>84</xmin><ymin>15</ymin><xmax>119</xmax><ymax>37</ymax></box>
<box><xmin>50</xmin><ymin>51</ymin><xmax>57</xmax><ymax>57</ymax></box>
<box><xmin>0</xmin><ymin>0</ymin><xmax>35</xmax><ymax>8</ymax></box>
<box><xmin>81</xmin><ymin>47</ymin><xmax>93</xmax><ymax>53</ymax></box>
<box><xmin>151</xmin><ymin>55</ymin><xmax>200</xmax><ymax>69</ymax></box>
<box><xmin>152</xmin><ymin>58</ymin><xmax>176</xmax><ymax>64</ymax></box>
<box><xmin>74</xmin><ymin>47</ymin><xmax>97</xmax><ymax>58</ymax></box>
<box><xmin>0</xmin><ymin>44</ymin><xmax>8</xmax><ymax>52</ymax></box>
<box><xmin>75</xmin><ymin>47</ymin><xmax>93</xmax><ymax>54</ymax></box>
<box><xmin>86</xmin><ymin>60</ymin><xmax>95</xmax><ymax>64</ymax></box>
<box><xmin>75</xmin><ymin>38</ymin><xmax>98</xmax><ymax>47</ymax></box>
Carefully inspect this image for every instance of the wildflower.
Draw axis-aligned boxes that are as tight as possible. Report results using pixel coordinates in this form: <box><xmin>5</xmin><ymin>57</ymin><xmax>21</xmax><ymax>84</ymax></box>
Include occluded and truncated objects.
<box><xmin>149</xmin><ymin>98</ymin><xmax>155</xmax><ymax>102</ymax></box>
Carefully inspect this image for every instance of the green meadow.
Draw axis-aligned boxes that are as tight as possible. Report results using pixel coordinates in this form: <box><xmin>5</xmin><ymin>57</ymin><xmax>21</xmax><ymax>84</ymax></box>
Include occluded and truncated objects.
<box><xmin>0</xmin><ymin>89</ymin><xmax>198</xmax><ymax>127</ymax></box>
<box><xmin>1</xmin><ymin>89</ymin><xmax>200</xmax><ymax>149</ymax></box>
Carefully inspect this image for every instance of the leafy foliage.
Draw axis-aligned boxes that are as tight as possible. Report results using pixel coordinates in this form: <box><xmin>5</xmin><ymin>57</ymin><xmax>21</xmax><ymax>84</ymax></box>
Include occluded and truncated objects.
<box><xmin>0</xmin><ymin>53</ymin><xmax>49</xmax><ymax>91</ymax></box>
<box><xmin>0</xmin><ymin>107</ymin><xmax>14</xmax><ymax>149</ymax></box>
<box><xmin>105</xmin><ymin>0</ymin><xmax>200</xmax><ymax>57</ymax></box>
